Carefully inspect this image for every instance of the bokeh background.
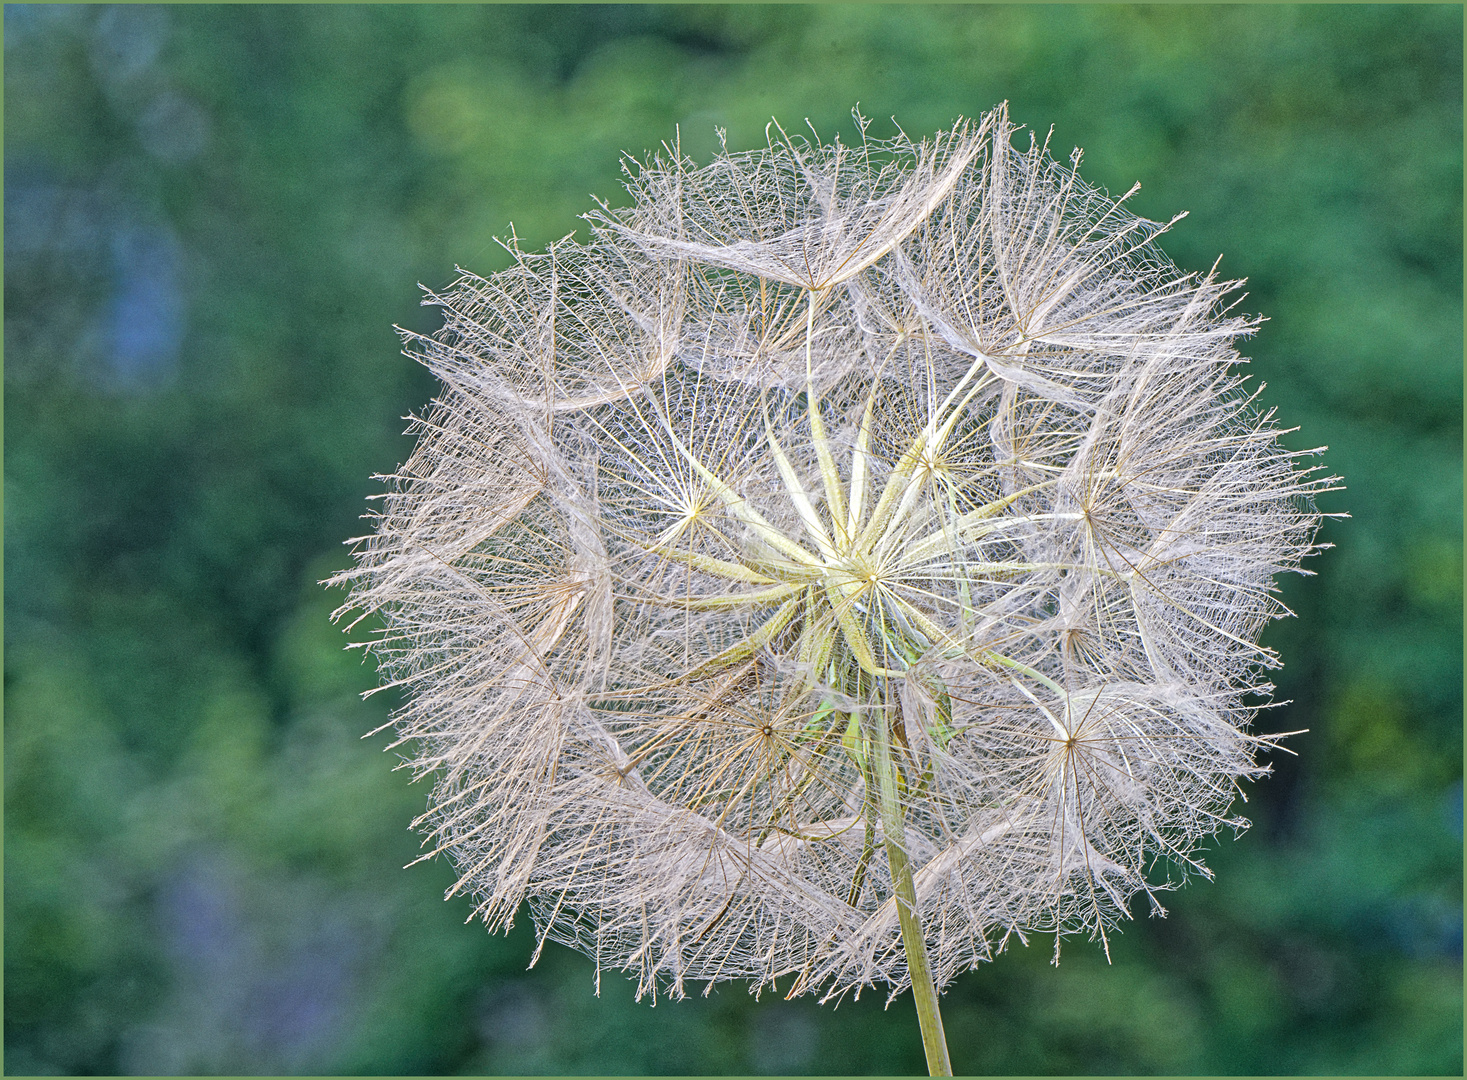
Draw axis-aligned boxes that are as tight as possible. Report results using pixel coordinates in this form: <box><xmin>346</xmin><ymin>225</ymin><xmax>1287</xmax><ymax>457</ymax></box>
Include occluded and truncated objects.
<box><xmin>5</xmin><ymin>4</ymin><xmax>1461</xmax><ymax>1075</ymax></box>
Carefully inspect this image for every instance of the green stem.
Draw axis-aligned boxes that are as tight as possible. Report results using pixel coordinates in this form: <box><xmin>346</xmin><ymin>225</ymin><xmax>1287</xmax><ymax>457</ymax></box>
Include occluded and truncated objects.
<box><xmin>867</xmin><ymin>701</ymin><xmax>953</xmax><ymax>1076</ymax></box>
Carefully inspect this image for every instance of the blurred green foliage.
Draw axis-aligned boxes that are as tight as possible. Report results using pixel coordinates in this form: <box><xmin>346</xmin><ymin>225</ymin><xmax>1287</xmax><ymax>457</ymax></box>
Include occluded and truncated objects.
<box><xmin>5</xmin><ymin>5</ymin><xmax>1460</xmax><ymax>1074</ymax></box>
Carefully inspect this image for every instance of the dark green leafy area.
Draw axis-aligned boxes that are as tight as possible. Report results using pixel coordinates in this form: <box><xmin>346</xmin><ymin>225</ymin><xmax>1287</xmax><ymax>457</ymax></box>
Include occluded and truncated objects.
<box><xmin>6</xmin><ymin>5</ymin><xmax>1459</xmax><ymax>1073</ymax></box>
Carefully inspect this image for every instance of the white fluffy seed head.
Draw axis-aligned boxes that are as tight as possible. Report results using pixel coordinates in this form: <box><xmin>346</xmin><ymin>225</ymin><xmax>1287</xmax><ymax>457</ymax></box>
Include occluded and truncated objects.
<box><xmin>333</xmin><ymin>103</ymin><xmax>1333</xmax><ymax>1003</ymax></box>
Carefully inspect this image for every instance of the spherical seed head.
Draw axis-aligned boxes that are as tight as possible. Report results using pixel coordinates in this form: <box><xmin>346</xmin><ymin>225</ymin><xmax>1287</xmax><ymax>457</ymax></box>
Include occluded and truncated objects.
<box><xmin>333</xmin><ymin>103</ymin><xmax>1332</xmax><ymax>1002</ymax></box>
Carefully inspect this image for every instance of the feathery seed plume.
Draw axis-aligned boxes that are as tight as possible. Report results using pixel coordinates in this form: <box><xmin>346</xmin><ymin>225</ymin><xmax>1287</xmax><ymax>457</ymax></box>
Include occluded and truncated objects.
<box><xmin>334</xmin><ymin>104</ymin><xmax>1331</xmax><ymax>1038</ymax></box>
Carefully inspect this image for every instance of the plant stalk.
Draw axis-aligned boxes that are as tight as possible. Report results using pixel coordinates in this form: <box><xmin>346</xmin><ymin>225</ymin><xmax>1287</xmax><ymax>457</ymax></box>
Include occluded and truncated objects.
<box><xmin>868</xmin><ymin>703</ymin><xmax>953</xmax><ymax>1076</ymax></box>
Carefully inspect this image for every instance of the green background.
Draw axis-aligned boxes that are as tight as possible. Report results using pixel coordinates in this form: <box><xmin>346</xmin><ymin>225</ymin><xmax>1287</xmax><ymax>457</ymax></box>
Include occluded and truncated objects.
<box><xmin>5</xmin><ymin>4</ymin><xmax>1461</xmax><ymax>1074</ymax></box>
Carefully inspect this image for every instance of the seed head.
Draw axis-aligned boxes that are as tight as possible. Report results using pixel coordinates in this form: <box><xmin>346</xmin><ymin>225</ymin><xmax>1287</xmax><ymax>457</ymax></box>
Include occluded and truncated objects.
<box><xmin>334</xmin><ymin>104</ymin><xmax>1332</xmax><ymax>1003</ymax></box>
